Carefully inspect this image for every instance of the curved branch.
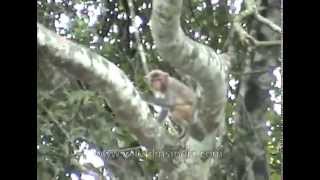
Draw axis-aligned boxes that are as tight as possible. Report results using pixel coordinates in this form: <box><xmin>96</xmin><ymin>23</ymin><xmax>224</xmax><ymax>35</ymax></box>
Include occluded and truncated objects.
<box><xmin>232</xmin><ymin>0</ymin><xmax>281</xmax><ymax>47</ymax></box>
<box><xmin>151</xmin><ymin>0</ymin><xmax>227</xmax><ymax>138</ymax></box>
<box><xmin>150</xmin><ymin>1</ymin><xmax>229</xmax><ymax>179</ymax></box>
<box><xmin>253</xmin><ymin>40</ymin><xmax>281</xmax><ymax>46</ymax></box>
<box><xmin>233</xmin><ymin>23</ymin><xmax>281</xmax><ymax>47</ymax></box>
<box><xmin>37</xmin><ymin>23</ymin><xmax>172</xmax><ymax>149</ymax></box>
<box><xmin>254</xmin><ymin>13</ymin><xmax>281</xmax><ymax>33</ymax></box>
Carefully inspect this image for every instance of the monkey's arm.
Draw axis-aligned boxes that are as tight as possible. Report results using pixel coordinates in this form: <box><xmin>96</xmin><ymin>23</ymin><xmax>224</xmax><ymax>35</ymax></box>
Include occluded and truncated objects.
<box><xmin>143</xmin><ymin>95</ymin><xmax>172</xmax><ymax>122</ymax></box>
<box><xmin>141</xmin><ymin>95</ymin><xmax>170</xmax><ymax>122</ymax></box>
<box><xmin>140</xmin><ymin>92</ymin><xmax>169</xmax><ymax>107</ymax></box>
<box><xmin>158</xmin><ymin>108</ymin><xmax>169</xmax><ymax>122</ymax></box>
<box><xmin>144</xmin><ymin>96</ymin><xmax>173</xmax><ymax>108</ymax></box>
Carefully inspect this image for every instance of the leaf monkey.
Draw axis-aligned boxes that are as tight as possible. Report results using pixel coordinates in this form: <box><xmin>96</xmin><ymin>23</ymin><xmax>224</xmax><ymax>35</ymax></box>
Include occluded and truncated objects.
<box><xmin>144</xmin><ymin>69</ymin><xmax>196</xmax><ymax>140</ymax></box>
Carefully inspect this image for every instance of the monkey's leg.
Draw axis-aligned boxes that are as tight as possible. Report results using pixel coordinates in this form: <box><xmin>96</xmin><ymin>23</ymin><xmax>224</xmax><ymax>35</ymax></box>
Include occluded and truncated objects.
<box><xmin>168</xmin><ymin>117</ymin><xmax>189</xmax><ymax>144</ymax></box>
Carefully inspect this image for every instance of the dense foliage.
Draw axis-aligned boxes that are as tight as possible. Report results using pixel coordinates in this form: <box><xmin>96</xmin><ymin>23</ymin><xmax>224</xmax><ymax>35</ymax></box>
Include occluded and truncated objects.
<box><xmin>37</xmin><ymin>0</ymin><xmax>282</xmax><ymax>179</ymax></box>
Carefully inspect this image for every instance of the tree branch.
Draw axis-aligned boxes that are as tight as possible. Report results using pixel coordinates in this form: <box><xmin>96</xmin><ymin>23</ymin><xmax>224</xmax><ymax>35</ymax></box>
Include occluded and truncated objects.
<box><xmin>150</xmin><ymin>0</ymin><xmax>229</xmax><ymax>179</ymax></box>
<box><xmin>37</xmin><ymin>23</ymin><xmax>173</xmax><ymax>149</ymax></box>
<box><xmin>127</xmin><ymin>0</ymin><xmax>149</xmax><ymax>74</ymax></box>
<box><xmin>232</xmin><ymin>0</ymin><xmax>281</xmax><ymax>47</ymax></box>
<box><xmin>151</xmin><ymin>0</ymin><xmax>227</xmax><ymax>139</ymax></box>
<box><xmin>254</xmin><ymin>13</ymin><xmax>281</xmax><ymax>33</ymax></box>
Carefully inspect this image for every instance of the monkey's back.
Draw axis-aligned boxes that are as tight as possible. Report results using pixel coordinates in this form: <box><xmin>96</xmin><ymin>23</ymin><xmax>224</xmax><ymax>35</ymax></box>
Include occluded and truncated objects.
<box><xmin>167</xmin><ymin>77</ymin><xmax>195</xmax><ymax>126</ymax></box>
<box><xmin>167</xmin><ymin>77</ymin><xmax>196</xmax><ymax>106</ymax></box>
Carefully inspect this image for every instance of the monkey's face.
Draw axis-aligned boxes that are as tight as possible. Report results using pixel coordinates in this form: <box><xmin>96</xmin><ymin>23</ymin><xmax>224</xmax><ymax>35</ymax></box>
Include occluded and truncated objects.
<box><xmin>145</xmin><ymin>69</ymin><xmax>169</xmax><ymax>92</ymax></box>
<box><xmin>151</xmin><ymin>77</ymin><xmax>163</xmax><ymax>91</ymax></box>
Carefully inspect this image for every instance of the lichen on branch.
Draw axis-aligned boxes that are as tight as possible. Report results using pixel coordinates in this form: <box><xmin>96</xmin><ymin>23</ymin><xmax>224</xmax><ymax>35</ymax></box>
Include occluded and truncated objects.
<box><xmin>37</xmin><ymin>23</ymin><xmax>172</xmax><ymax>149</ymax></box>
<box><xmin>151</xmin><ymin>0</ymin><xmax>228</xmax><ymax>138</ymax></box>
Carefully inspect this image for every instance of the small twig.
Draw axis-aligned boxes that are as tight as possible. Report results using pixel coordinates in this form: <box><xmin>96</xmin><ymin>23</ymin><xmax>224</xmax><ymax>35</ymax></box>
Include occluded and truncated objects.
<box><xmin>231</xmin><ymin>0</ymin><xmax>281</xmax><ymax>47</ymax></box>
<box><xmin>253</xmin><ymin>40</ymin><xmax>281</xmax><ymax>46</ymax></box>
<box><xmin>49</xmin><ymin>79</ymin><xmax>68</xmax><ymax>95</ymax></box>
<box><xmin>254</xmin><ymin>13</ymin><xmax>281</xmax><ymax>33</ymax></box>
<box><xmin>231</xmin><ymin>69</ymin><xmax>269</xmax><ymax>76</ymax></box>
<box><xmin>238</xmin><ymin>0</ymin><xmax>256</xmax><ymax>20</ymax></box>
<box><xmin>237</xmin><ymin>25</ymin><xmax>281</xmax><ymax>47</ymax></box>
<box><xmin>232</xmin><ymin>0</ymin><xmax>256</xmax><ymax>45</ymax></box>
<box><xmin>40</xmin><ymin>104</ymin><xmax>75</xmax><ymax>149</ymax></box>
<box><xmin>127</xmin><ymin>0</ymin><xmax>149</xmax><ymax>74</ymax></box>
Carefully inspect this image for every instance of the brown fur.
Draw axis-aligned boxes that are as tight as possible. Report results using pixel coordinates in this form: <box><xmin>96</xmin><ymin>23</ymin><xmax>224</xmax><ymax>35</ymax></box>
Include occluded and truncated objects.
<box><xmin>146</xmin><ymin>69</ymin><xmax>196</xmax><ymax>139</ymax></box>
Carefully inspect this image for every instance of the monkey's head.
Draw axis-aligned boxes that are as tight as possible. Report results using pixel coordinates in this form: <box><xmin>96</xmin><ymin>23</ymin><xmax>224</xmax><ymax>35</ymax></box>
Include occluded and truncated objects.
<box><xmin>145</xmin><ymin>69</ymin><xmax>169</xmax><ymax>92</ymax></box>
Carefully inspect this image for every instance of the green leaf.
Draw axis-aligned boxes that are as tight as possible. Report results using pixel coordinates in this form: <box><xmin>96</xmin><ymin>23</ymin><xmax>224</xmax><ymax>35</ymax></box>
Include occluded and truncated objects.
<box><xmin>271</xmin><ymin>173</ymin><xmax>281</xmax><ymax>180</ymax></box>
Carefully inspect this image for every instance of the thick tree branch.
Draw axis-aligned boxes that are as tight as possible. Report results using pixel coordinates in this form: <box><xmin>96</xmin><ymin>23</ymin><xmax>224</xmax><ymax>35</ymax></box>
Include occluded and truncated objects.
<box><xmin>151</xmin><ymin>0</ymin><xmax>227</xmax><ymax>139</ymax></box>
<box><xmin>150</xmin><ymin>0</ymin><xmax>229</xmax><ymax>179</ymax></box>
<box><xmin>37</xmin><ymin>23</ymin><xmax>173</xmax><ymax>149</ymax></box>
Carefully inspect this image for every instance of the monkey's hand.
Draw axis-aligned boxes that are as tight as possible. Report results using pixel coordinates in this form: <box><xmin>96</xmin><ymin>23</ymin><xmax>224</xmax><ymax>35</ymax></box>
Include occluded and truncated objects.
<box><xmin>158</xmin><ymin>109</ymin><xmax>169</xmax><ymax>123</ymax></box>
<box><xmin>144</xmin><ymin>96</ymin><xmax>173</xmax><ymax>109</ymax></box>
